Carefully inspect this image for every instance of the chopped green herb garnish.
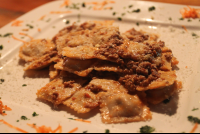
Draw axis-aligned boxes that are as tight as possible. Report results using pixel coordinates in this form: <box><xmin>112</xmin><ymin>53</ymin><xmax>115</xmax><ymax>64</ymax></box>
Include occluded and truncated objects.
<box><xmin>117</xmin><ymin>17</ymin><xmax>122</xmax><ymax>21</ymax></box>
<box><xmin>32</xmin><ymin>112</ymin><xmax>39</xmax><ymax>117</ymax></box>
<box><xmin>188</xmin><ymin>116</ymin><xmax>200</xmax><ymax>124</ymax></box>
<box><xmin>192</xmin><ymin>33</ymin><xmax>197</xmax><ymax>36</ymax></box>
<box><xmin>169</xmin><ymin>17</ymin><xmax>172</xmax><ymax>20</ymax></box>
<box><xmin>129</xmin><ymin>5</ymin><xmax>133</xmax><ymax>8</ymax></box>
<box><xmin>83</xmin><ymin>131</ymin><xmax>88</xmax><ymax>133</ymax></box>
<box><xmin>192</xmin><ymin>33</ymin><xmax>199</xmax><ymax>38</ymax></box>
<box><xmin>192</xmin><ymin>108</ymin><xmax>199</xmax><ymax>111</ymax></box>
<box><xmin>136</xmin><ymin>22</ymin><xmax>140</xmax><ymax>26</ymax></box>
<box><xmin>0</xmin><ymin>79</ymin><xmax>5</xmax><ymax>84</ymax></box>
<box><xmin>33</xmin><ymin>123</ymin><xmax>36</xmax><ymax>125</ymax></box>
<box><xmin>179</xmin><ymin>17</ymin><xmax>184</xmax><ymax>20</ymax></box>
<box><xmin>132</xmin><ymin>9</ymin><xmax>140</xmax><ymax>13</ymax></box>
<box><xmin>26</xmin><ymin>24</ymin><xmax>34</xmax><ymax>29</ymax></box>
<box><xmin>70</xmin><ymin>3</ymin><xmax>80</xmax><ymax>10</ymax></box>
<box><xmin>17</xmin><ymin>120</ymin><xmax>19</xmax><ymax>122</ymax></box>
<box><xmin>66</xmin><ymin>20</ymin><xmax>70</xmax><ymax>24</ymax></box>
<box><xmin>105</xmin><ymin>129</ymin><xmax>110</xmax><ymax>133</ymax></box>
<box><xmin>188</xmin><ymin>19</ymin><xmax>192</xmax><ymax>22</ymax></box>
<box><xmin>113</xmin><ymin>12</ymin><xmax>116</xmax><ymax>16</ymax></box>
<box><xmin>140</xmin><ymin>125</ymin><xmax>155</xmax><ymax>133</ymax></box>
<box><xmin>3</xmin><ymin>33</ymin><xmax>13</xmax><ymax>37</ymax></box>
<box><xmin>122</xmin><ymin>13</ymin><xmax>126</xmax><ymax>16</ymax></box>
<box><xmin>68</xmin><ymin>118</ymin><xmax>75</xmax><ymax>120</ymax></box>
<box><xmin>82</xmin><ymin>2</ymin><xmax>86</xmax><ymax>7</ymax></box>
<box><xmin>22</xmin><ymin>84</ymin><xmax>27</xmax><ymax>87</ymax></box>
<box><xmin>163</xmin><ymin>98</ymin><xmax>171</xmax><ymax>104</ymax></box>
<box><xmin>149</xmin><ymin>6</ymin><xmax>156</xmax><ymax>11</ymax></box>
<box><xmin>0</xmin><ymin>45</ymin><xmax>3</xmax><ymax>50</ymax></box>
<box><xmin>3</xmin><ymin>111</ymin><xmax>5</xmax><ymax>113</ymax></box>
<box><xmin>0</xmin><ymin>34</ymin><xmax>2</xmax><ymax>37</ymax></box>
<box><xmin>21</xmin><ymin>116</ymin><xmax>29</xmax><ymax>120</ymax></box>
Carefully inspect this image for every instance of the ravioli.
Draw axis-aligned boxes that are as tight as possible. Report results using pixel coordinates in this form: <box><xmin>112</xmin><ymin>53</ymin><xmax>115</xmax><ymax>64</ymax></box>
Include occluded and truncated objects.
<box><xmin>63</xmin><ymin>89</ymin><xmax>99</xmax><ymax>113</ymax></box>
<box><xmin>87</xmin><ymin>78</ymin><xmax>128</xmax><ymax>93</ymax></box>
<box><xmin>99</xmin><ymin>92</ymin><xmax>152</xmax><ymax>123</ymax></box>
<box><xmin>146</xmin><ymin>80</ymin><xmax>182</xmax><ymax>104</ymax></box>
<box><xmin>136</xmin><ymin>71</ymin><xmax>177</xmax><ymax>91</ymax></box>
<box><xmin>36</xmin><ymin>77</ymin><xmax>86</xmax><ymax>105</ymax></box>
<box><xmin>19</xmin><ymin>21</ymin><xmax>181</xmax><ymax>124</ymax></box>
<box><xmin>19</xmin><ymin>39</ymin><xmax>56</xmax><ymax>62</ymax></box>
<box><xmin>24</xmin><ymin>51</ymin><xmax>59</xmax><ymax>71</ymax></box>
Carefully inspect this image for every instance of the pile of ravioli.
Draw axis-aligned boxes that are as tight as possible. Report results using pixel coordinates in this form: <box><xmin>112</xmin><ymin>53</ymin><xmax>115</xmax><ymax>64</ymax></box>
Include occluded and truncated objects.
<box><xmin>19</xmin><ymin>21</ymin><xmax>181</xmax><ymax>124</ymax></box>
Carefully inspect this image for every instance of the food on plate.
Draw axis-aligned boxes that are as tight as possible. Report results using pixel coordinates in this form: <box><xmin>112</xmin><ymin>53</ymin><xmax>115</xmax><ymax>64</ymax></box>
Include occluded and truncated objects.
<box><xmin>19</xmin><ymin>21</ymin><xmax>181</xmax><ymax>123</ymax></box>
<box><xmin>0</xmin><ymin>99</ymin><xmax>12</xmax><ymax>116</ymax></box>
<box><xmin>180</xmin><ymin>6</ymin><xmax>200</xmax><ymax>19</ymax></box>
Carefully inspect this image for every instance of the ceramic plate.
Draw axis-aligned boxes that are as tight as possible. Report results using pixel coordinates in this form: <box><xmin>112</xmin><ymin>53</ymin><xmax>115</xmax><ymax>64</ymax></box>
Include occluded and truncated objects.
<box><xmin>0</xmin><ymin>0</ymin><xmax>200</xmax><ymax>133</ymax></box>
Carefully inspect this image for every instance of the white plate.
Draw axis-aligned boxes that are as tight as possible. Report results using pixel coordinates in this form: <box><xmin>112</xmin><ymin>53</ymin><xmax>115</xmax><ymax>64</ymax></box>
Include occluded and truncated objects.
<box><xmin>0</xmin><ymin>0</ymin><xmax>200</xmax><ymax>133</ymax></box>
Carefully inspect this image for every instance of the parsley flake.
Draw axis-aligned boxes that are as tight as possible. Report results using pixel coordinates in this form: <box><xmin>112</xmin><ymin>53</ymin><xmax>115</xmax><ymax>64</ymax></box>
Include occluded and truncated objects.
<box><xmin>22</xmin><ymin>84</ymin><xmax>27</xmax><ymax>87</ymax></box>
<box><xmin>21</xmin><ymin>116</ymin><xmax>29</xmax><ymax>120</ymax></box>
<box><xmin>83</xmin><ymin>131</ymin><xmax>88</xmax><ymax>133</ymax></box>
<box><xmin>136</xmin><ymin>22</ymin><xmax>140</xmax><ymax>26</ymax></box>
<box><xmin>140</xmin><ymin>125</ymin><xmax>155</xmax><ymax>133</ymax></box>
<box><xmin>192</xmin><ymin>108</ymin><xmax>199</xmax><ymax>111</ymax></box>
<box><xmin>121</xmin><ymin>13</ymin><xmax>126</xmax><ymax>16</ymax></box>
<box><xmin>32</xmin><ymin>112</ymin><xmax>39</xmax><ymax>117</ymax></box>
<box><xmin>149</xmin><ymin>6</ymin><xmax>156</xmax><ymax>11</ymax></box>
<box><xmin>117</xmin><ymin>17</ymin><xmax>122</xmax><ymax>21</ymax></box>
<box><xmin>68</xmin><ymin>118</ymin><xmax>75</xmax><ymax>120</ymax></box>
<box><xmin>179</xmin><ymin>18</ymin><xmax>184</xmax><ymax>20</ymax></box>
<box><xmin>26</xmin><ymin>24</ymin><xmax>34</xmax><ymax>29</ymax></box>
<box><xmin>129</xmin><ymin>5</ymin><xmax>133</xmax><ymax>8</ymax></box>
<box><xmin>16</xmin><ymin>120</ymin><xmax>19</xmax><ymax>122</ymax></box>
<box><xmin>66</xmin><ymin>20</ymin><xmax>70</xmax><ymax>24</ymax></box>
<box><xmin>192</xmin><ymin>33</ymin><xmax>199</xmax><ymax>38</ymax></box>
<box><xmin>70</xmin><ymin>3</ymin><xmax>80</xmax><ymax>10</ymax></box>
<box><xmin>113</xmin><ymin>12</ymin><xmax>116</xmax><ymax>16</ymax></box>
<box><xmin>192</xmin><ymin>33</ymin><xmax>197</xmax><ymax>36</ymax></box>
<box><xmin>82</xmin><ymin>2</ymin><xmax>86</xmax><ymax>7</ymax></box>
<box><xmin>169</xmin><ymin>17</ymin><xmax>172</xmax><ymax>21</ymax></box>
<box><xmin>3</xmin><ymin>33</ymin><xmax>13</xmax><ymax>37</ymax></box>
<box><xmin>188</xmin><ymin>116</ymin><xmax>200</xmax><ymax>124</ymax></box>
<box><xmin>0</xmin><ymin>45</ymin><xmax>3</xmax><ymax>50</ymax></box>
<box><xmin>0</xmin><ymin>79</ymin><xmax>5</xmax><ymax>84</ymax></box>
<box><xmin>132</xmin><ymin>9</ymin><xmax>140</xmax><ymax>13</ymax></box>
<box><xmin>105</xmin><ymin>129</ymin><xmax>110</xmax><ymax>133</ymax></box>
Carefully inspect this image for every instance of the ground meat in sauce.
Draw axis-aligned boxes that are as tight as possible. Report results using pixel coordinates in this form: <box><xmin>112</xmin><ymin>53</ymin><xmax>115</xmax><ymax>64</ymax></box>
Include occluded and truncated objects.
<box><xmin>86</xmin><ymin>84</ymin><xmax>102</xmax><ymax>94</ymax></box>
<box><xmin>33</xmin><ymin>22</ymin><xmax>180</xmax><ymax>124</ymax></box>
<box><xmin>118</xmin><ymin>60</ymin><xmax>161</xmax><ymax>92</ymax></box>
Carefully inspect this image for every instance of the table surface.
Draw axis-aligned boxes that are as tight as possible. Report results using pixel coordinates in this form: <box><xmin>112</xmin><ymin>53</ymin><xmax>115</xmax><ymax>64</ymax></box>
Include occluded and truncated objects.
<box><xmin>0</xmin><ymin>0</ymin><xmax>199</xmax><ymax>28</ymax></box>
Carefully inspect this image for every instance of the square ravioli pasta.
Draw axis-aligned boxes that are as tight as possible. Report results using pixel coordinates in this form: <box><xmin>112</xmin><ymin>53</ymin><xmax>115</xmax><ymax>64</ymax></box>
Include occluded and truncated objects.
<box><xmin>19</xmin><ymin>21</ymin><xmax>182</xmax><ymax>124</ymax></box>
